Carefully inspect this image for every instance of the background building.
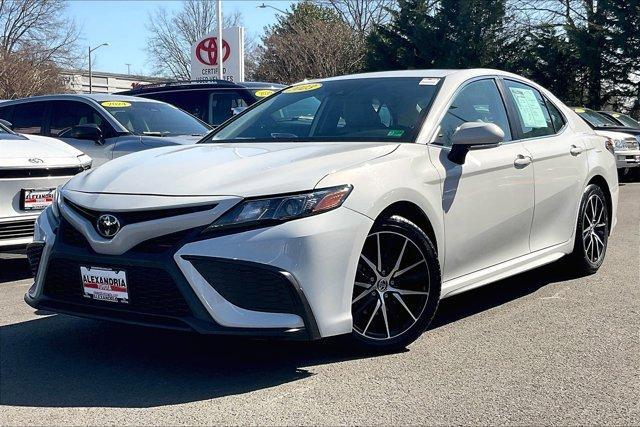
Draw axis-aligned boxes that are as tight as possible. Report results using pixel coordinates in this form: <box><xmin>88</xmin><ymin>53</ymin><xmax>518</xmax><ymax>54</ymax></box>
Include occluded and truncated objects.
<box><xmin>61</xmin><ymin>69</ymin><xmax>167</xmax><ymax>94</ymax></box>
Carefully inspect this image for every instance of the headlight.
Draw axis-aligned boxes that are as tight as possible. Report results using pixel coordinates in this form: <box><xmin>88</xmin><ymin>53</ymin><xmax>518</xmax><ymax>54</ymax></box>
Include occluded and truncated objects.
<box><xmin>204</xmin><ymin>185</ymin><xmax>353</xmax><ymax>232</ymax></box>
<box><xmin>77</xmin><ymin>154</ymin><xmax>92</xmax><ymax>170</ymax></box>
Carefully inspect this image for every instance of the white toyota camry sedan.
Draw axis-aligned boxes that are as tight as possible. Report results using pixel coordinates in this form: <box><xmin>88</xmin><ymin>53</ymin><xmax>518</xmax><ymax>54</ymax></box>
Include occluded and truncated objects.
<box><xmin>26</xmin><ymin>69</ymin><xmax>618</xmax><ymax>349</ymax></box>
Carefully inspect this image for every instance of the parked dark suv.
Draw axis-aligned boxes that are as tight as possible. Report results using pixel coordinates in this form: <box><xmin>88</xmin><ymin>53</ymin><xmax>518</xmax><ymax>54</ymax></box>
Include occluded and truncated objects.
<box><xmin>120</xmin><ymin>80</ymin><xmax>284</xmax><ymax>127</ymax></box>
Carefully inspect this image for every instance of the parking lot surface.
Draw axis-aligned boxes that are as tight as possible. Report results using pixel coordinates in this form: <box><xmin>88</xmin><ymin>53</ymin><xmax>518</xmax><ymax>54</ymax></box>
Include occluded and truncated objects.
<box><xmin>1</xmin><ymin>182</ymin><xmax>638</xmax><ymax>426</ymax></box>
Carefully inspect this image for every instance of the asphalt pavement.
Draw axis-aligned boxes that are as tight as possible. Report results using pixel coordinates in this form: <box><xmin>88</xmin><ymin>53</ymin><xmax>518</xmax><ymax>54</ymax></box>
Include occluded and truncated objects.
<box><xmin>1</xmin><ymin>181</ymin><xmax>638</xmax><ymax>426</ymax></box>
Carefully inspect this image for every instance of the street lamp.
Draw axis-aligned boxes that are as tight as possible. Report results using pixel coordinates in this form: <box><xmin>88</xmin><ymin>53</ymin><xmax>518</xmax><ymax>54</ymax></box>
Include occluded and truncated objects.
<box><xmin>257</xmin><ymin>2</ymin><xmax>288</xmax><ymax>15</ymax></box>
<box><xmin>88</xmin><ymin>42</ymin><xmax>109</xmax><ymax>93</ymax></box>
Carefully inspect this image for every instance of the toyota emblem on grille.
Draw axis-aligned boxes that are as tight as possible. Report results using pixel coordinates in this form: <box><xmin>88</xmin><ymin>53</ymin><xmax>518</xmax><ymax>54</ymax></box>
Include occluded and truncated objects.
<box><xmin>96</xmin><ymin>214</ymin><xmax>121</xmax><ymax>238</ymax></box>
<box><xmin>28</xmin><ymin>158</ymin><xmax>44</xmax><ymax>164</ymax></box>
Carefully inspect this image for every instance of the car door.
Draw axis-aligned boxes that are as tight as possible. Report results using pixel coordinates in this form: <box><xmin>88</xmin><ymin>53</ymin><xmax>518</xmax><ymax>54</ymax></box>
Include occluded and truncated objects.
<box><xmin>50</xmin><ymin>100</ymin><xmax>116</xmax><ymax>167</ymax></box>
<box><xmin>428</xmin><ymin>78</ymin><xmax>535</xmax><ymax>281</ymax></box>
<box><xmin>501</xmin><ymin>79</ymin><xmax>589</xmax><ymax>251</ymax></box>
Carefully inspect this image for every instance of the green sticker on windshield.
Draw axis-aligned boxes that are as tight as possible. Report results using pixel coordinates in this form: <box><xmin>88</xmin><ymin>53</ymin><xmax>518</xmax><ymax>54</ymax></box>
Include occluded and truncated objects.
<box><xmin>387</xmin><ymin>129</ymin><xmax>405</xmax><ymax>137</ymax></box>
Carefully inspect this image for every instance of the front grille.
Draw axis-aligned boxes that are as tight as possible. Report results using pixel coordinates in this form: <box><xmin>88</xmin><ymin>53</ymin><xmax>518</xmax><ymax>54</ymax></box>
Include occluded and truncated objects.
<box><xmin>188</xmin><ymin>257</ymin><xmax>300</xmax><ymax>314</ymax></box>
<box><xmin>58</xmin><ymin>217</ymin><xmax>194</xmax><ymax>254</ymax></box>
<box><xmin>43</xmin><ymin>258</ymin><xmax>191</xmax><ymax>317</ymax></box>
<box><xmin>130</xmin><ymin>229</ymin><xmax>192</xmax><ymax>253</ymax></box>
<box><xmin>26</xmin><ymin>242</ymin><xmax>45</xmax><ymax>278</ymax></box>
<box><xmin>64</xmin><ymin>199</ymin><xmax>217</xmax><ymax>226</ymax></box>
<box><xmin>59</xmin><ymin>220</ymin><xmax>90</xmax><ymax>248</ymax></box>
<box><xmin>0</xmin><ymin>166</ymin><xmax>86</xmax><ymax>179</ymax></box>
<box><xmin>623</xmin><ymin>137</ymin><xmax>639</xmax><ymax>150</ymax></box>
<box><xmin>0</xmin><ymin>219</ymin><xmax>35</xmax><ymax>240</ymax></box>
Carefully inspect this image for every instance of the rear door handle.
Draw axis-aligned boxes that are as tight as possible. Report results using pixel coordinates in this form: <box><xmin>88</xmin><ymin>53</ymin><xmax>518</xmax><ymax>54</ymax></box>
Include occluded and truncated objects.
<box><xmin>514</xmin><ymin>154</ymin><xmax>532</xmax><ymax>167</ymax></box>
<box><xmin>570</xmin><ymin>145</ymin><xmax>584</xmax><ymax>156</ymax></box>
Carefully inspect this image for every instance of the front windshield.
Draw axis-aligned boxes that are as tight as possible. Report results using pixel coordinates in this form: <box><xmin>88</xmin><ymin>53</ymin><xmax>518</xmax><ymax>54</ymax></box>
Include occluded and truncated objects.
<box><xmin>611</xmin><ymin>113</ymin><xmax>640</xmax><ymax>128</ymax></box>
<box><xmin>575</xmin><ymin>108</ymin><xmax>619</xmax><ymax>128</ymax></box>
<box><xmin>100</xmin><ymin>100</ymin><xmax>210</xmax><ymax>137</ymax></box>
<box><xmin>208</xmin><ymin>78</ymin><xmax>440</xmax><ymax>143</ymax></box>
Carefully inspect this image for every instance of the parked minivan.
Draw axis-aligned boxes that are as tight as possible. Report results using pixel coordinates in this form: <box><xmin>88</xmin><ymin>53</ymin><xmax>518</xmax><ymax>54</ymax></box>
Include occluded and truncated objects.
<box><xmin>0</xmin><ymin>94</ymin><xmax>212</xmax><ymax>167</ymax></box>
<box><xmin>120</xmin><ymin>80</ymin><xmax>284</xmax><ymax>127</ymax></box>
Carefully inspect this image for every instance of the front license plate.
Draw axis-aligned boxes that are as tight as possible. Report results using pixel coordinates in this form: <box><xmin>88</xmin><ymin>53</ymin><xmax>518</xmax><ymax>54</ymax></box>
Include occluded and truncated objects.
<box><xmin>80</xmin><ymin>266</ymin><xmax>129</xmax><ymax>304</ymax></box>
<box><xmin>22</xmin><ymin>188</ymin><xmax>55</xmax><ymax>210</ymax></box>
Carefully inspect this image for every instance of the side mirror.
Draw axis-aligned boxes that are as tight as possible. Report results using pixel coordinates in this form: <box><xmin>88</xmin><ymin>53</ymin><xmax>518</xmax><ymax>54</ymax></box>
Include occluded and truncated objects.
<box><xmin>448</xmin><ymin>122</ymin><xmax>504</xmax><ymax>164</ymax></box>
<box><xmin>0</xmin><ymin>119</ymin><xmax>12</xmax><ymax>129</ymax></box>
<box><xmin>68</xmin><ymin>124</ymin><xmax>103</xmax><ymax>144</ymax></box>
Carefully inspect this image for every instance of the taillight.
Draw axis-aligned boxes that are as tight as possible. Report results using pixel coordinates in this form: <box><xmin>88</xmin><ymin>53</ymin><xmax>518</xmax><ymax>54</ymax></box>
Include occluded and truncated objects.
<box><xmin>605</xmin><ymin>138</ymin><xmax>615</xmax><ymax>154</ymax></box>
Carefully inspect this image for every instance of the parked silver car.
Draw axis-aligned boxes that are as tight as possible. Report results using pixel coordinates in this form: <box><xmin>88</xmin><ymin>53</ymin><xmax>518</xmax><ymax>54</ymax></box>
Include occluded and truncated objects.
<box><xmin>0</xmin><ymin>94</ymin><xmax>212</xmax><ymax>167</ymax></box>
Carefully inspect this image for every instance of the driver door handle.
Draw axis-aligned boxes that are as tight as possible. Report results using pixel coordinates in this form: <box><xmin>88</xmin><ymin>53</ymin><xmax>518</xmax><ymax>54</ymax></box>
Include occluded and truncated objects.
<box><xmin>514</xmin><ymin>154</ymin><xmax>532</xmax><ymax>167</ymax></box>
<box><xmin>570</xmin><ymin>145</ymin><xmax>584</xmax><ymax>156</ymax></box>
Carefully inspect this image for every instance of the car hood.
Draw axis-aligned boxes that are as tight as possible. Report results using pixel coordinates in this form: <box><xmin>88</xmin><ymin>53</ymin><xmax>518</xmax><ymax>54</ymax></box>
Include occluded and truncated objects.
<box><xmin>0</xmin><ymin>133</ymin><xmax>84</xmax><ymax>167</ymax></box>
<box><xmin>66</xmin><ymin>142</ymin><xmax>399</xmax><ymax>197</ymax></box>
<box><xmin>140</xmin><ymin>134</ymin><xmax>205</xmax><ymax>146</ymax></box>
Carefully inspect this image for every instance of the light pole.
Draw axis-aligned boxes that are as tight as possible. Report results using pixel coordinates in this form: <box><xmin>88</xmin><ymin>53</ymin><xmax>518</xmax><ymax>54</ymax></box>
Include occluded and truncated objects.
<box><xmin>257</xmin><ymin>2</ymin><xmax>288</xmax><ymax>14</ymax></box>
<box><xmin>217</xmin><ymin>0</ymin><xmax>223</xmax><ymax>80</ymax></box>
<box><xmin>88</xmin><ymin>43</ymin><xmax>109</xmax><ymax>93</ymax></box>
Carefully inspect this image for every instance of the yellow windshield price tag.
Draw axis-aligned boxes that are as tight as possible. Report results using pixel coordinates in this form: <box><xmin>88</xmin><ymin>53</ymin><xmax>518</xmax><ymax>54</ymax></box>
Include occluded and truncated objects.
<box><xmin>101</xmin><ymin>101</ymin><xmax>131</xmax><ymax>108</ymax></box>
<box><xmin>284</xmin><ymin>83</ymin><xmax>322</xmax><ymax>93</ymax></box>
<box><xmin>254</xmin><ymin>89</ymin><xmax>275</xmax><ymax>98</ymax></box>
<box><xmin>574</xmin><ymin>108</ymin><xmax>585</xmax><ymax>113</ymax></box>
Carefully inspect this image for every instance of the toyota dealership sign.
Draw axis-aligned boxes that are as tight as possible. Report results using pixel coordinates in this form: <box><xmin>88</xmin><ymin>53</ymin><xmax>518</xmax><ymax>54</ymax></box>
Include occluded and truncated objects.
<box><xmin>191</xmin><ymin>26</ymin><xmax>244</xmax><ymax>82</ymax></box>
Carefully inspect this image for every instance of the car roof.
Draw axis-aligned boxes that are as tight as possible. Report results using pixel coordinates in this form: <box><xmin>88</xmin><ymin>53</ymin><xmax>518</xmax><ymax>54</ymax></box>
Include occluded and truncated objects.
<box><xmin>314</xmin><ymin>68</ymin><xmax>521</xmax><ymax>83</ymax></box>
<box><xmin>119</xmin><ymin>80</ymin><xmax>283</xmax><ymax>95</ymax></box>
<box><xmin>0</xmin><ymin>93</ymin><xmax>164</xmax><ymax>105</ymax></box>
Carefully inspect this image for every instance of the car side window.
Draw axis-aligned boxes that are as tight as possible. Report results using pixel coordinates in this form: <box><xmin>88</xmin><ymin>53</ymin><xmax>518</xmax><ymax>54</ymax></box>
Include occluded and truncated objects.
<box><xmin>11</xmin><ymin>102</ymin><xmax>46</xmax><ymax>134</ymax></box>
<box><xmin>435</xmin><ymin>79</ymin><xmax>512</xmax><ymax>147</ymax></box>
<box><xmin>0</xmin><ymin>105</ymin><xmax>13</xmax><ymax>123</ymax></box>
<box><xmin>504</xmin><ymin>80</ymin><xmax>555</xmax><ymax>139</ymax></box>
<box><xmin>50</xmin><ymin>101</ymin><xmax>105</xmax><ymax>137</ymax></box>
<box><xmin>544</xmin><ymin>97</ymin><xmax>566</xmax><ymax>133</ymax></box>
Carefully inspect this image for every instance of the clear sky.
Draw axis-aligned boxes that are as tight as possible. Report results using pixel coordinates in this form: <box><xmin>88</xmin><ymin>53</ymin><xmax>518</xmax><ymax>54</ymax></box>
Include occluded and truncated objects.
<box><xmin>66</xmin><ymin>0</ymin><xmax>296</xmax><ymax>76</ymax></box>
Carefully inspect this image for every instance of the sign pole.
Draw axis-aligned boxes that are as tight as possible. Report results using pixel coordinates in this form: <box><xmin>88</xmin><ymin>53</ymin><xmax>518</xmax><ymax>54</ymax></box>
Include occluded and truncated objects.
<box><xmin>217</xmin><ymin>0</ymin><xmax>223</xmax><ymax>80</ymax></box>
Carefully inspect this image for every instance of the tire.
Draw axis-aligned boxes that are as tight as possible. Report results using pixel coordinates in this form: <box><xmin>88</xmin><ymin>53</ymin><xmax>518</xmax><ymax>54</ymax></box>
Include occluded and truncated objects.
<box><xmin>570</xmin><ymin>184</ymin><xmax>610</xmax><ymax>274</ymax></box>
<box><xmin>350</xmin><ymin>215</ymin><xmax>441</xmax><ymax>350</ymax></box>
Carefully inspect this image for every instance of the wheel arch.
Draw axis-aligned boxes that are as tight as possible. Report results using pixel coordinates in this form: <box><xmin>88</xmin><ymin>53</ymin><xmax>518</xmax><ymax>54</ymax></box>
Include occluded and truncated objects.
<box><xmin>375</xmin><ymin>201</ymin><xmax>438</xmax><ymax>254</ymax></box>
<box><xmin>587</xmin><ymin>174</ymin><xmax>613</xmax><ymax>233</ymax></box>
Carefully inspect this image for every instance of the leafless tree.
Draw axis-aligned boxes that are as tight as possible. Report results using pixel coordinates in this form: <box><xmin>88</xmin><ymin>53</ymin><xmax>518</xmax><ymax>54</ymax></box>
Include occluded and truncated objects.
<box><xmin>315</xmin><ymin>0</ymin><xmax>395</xmax><ymax>37</ymax></box>
<box><xmin>146</xmin><ymin>0</ymin><xmax>245</xmax><ymax>80</ymax></box>
<box><xmin>254</xmin><ymin>18</ymin><xmax>364</xmax><ymax>84</ymax></box>
<box><xmin>0</xmin><ymin>0</ymin><xmax>81</xmax><ymax>98</ymax></box>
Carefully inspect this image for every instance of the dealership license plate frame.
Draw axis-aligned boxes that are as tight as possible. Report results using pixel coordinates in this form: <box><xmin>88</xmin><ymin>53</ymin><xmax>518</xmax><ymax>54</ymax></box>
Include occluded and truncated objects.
<box><xmin>80</xmin><ymin>266</ymin><xmax>129</xmax><ymax>304</ymax></box>
<box><xmin>21</xmin><ymin>188</ymin><xmax>56</xmax><ymax>211</ymax></box>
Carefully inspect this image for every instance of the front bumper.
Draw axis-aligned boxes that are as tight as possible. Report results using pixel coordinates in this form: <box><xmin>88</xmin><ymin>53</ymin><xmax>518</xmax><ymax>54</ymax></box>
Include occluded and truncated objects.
<box><xmin>615</xmin><ymin>149</ymin><xmax>640</xmax><ymax>169</ymax></box>
<box><xmin>26</xmin><ymin>203</ymin><xmax>373</xmax><ymax>339</ymax></box>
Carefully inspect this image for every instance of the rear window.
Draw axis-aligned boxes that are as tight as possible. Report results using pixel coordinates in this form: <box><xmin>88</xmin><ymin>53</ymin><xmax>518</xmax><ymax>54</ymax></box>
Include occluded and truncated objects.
<box><xmin>136</xmin><ymin>89</ymin><xmax>254</xmax><ymax>126</ymax></box>
<box><xmin>574</xmin><ymin>108</ymin><xmax>619</xmax><ymax>128</ymax></box>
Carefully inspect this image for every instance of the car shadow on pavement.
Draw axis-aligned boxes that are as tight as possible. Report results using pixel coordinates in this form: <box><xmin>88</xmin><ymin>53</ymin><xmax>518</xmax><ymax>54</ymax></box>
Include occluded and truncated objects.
<box><xmin>0</xmin><ymin>256</ymin><xmax>31</xmax><ymax>283</ymax></box>
<box><xmin>0</xmin><ymin>259</ymin><xmax>587</xmax><ymax>409</ymax></box>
